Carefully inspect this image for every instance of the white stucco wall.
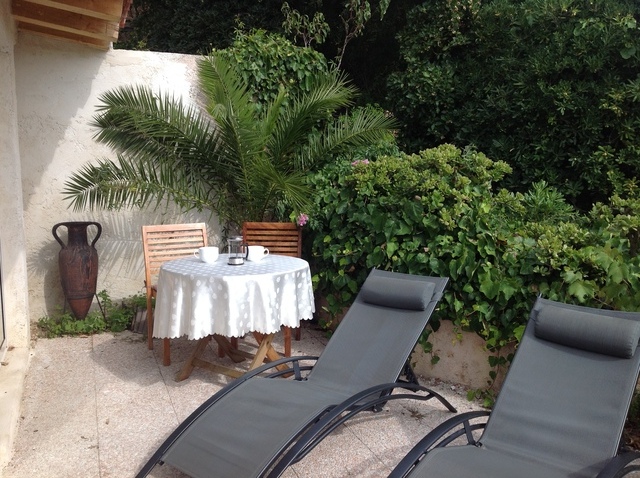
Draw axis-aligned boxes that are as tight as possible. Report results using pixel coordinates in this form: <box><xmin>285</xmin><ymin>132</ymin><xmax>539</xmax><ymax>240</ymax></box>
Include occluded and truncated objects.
<box><xmin>0</xmin><ymin>0</ymin><xmax>31</xmax><ymax>470</ymax></box>
<box><xmin>0</xmin><ymin>1</ymin><xmax>29</xmax><ymax>350</ymax></box>
<box><xmin>14</xmin><ymin>35</ymin><xmax>222</xmax><ymax>320</ymax></box>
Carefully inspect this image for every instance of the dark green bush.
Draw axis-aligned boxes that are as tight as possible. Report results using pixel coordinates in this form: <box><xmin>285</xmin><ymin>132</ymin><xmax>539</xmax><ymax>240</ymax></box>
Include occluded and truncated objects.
<box><xmin>216</xmin><ymin>30</ymin><xmax>331</xmax><ymax>114</ymax></box>
<box><xmin>308</xmin><ymin>144</ymin><xmax>640</xmax><ymax>356</ymax></box>
<box><xmin>387</xmin><ymin>0</ymin><xmax>640</xmax><ymax>209</ymax></box>
<box><xmin>116</xmin><ymin>0</ymin><xmax>285</xmax><ymax>54</ymax></box>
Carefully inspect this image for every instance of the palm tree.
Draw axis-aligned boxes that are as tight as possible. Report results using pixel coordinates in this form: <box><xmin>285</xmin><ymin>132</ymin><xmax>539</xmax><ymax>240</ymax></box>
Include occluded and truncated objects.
<box><xmin>63</xmin><ymin>53</ymin><xmax>396</xmax><ymax>233</ymax></box>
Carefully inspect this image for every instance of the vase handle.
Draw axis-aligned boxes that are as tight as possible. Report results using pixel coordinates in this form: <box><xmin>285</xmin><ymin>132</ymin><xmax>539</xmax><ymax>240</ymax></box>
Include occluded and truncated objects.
<box><xmin>51</xmin><ymin>223</ymin><xmax>66</xmax><ymax>248</ymax></box>
<box><xmin>87</xmin><ymin>222</ymin><xmax>103</xmax><ymax>248</ymax></box>
<box><xmin>51</xmin><ymin>222</ymin><xmax>103</xmax><ymax>248</ymax></box>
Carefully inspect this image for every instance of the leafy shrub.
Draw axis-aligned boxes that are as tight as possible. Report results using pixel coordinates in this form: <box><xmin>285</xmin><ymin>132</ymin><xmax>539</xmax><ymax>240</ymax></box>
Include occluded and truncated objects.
<box><xmin>37</xmin><ymin>291</ymin><xmax>146</xmax><ymax>338</ymax></box>
<box><xmin>308</xmin><ymin>144</ymin><xmax>640</xmax><ymax>360</ymax></box>
<box><xmin>387</xmin><ymin>0</ymin><xmax>640</xmax><ymax>209</ymax></box>
<box><xmin>216</xmin><ymin>29</ymin><xmax>331</xmax><ymax>114</ymax></box>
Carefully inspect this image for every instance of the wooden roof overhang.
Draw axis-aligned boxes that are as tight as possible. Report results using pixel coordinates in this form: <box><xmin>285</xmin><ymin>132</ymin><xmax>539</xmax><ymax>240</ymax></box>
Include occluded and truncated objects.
<box><xmin>11</xmin><ymin>0</ymin><xmax>132</xmax><ymax>50</ymax></box>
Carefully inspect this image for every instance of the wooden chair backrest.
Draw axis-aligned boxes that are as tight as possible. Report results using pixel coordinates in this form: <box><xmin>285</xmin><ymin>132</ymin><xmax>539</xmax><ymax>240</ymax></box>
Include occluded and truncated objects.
<box><xmin>242</xmin><ymin>222</ymin><xmax>301</xmax><ymax>258</ymax></box>
<box><xmin>142</xmin><ymin>223</ymin><xmax>208</xmax><ymax>289</ymax></box>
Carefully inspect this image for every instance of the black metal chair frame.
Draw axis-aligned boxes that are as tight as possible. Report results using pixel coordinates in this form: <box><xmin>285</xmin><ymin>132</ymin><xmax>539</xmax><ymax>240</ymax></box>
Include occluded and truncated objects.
<box><xmin>391</xmin><ymin>411</ymin><xmax>640</xmax><ymax>478</ymax></box>
<box><xmin>136</xmin><ymin>269</ymin><xmax>456</xmax><ymax>478</ymax></box>
<box><xmin>137</xmin><ymin>355</ymin><xmax>456</xmax><ymax>478</ymax></box>
<box><xmin>388</xmin><ymin>297</ymin><xmax>640</xmax><ymax>478</ymax></box>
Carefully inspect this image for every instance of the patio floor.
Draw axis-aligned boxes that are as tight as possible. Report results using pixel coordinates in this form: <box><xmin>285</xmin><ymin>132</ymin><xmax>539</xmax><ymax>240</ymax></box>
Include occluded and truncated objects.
<box><xmin>2</xmin><ymin>323</ymin><xmax>481</xmax><ymax>478</ymax></box>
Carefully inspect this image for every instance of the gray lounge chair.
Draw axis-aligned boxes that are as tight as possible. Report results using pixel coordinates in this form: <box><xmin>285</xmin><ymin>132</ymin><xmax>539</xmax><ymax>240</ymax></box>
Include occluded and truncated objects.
<box><xmin>389</xmin><ymin>297</ymin><xmax>640</xmax><ymax>478</ymax></box>
<box><xmin>137</xmin><ymin>268</ymin><xmax>456</xmax><ymax>478</ymax></box>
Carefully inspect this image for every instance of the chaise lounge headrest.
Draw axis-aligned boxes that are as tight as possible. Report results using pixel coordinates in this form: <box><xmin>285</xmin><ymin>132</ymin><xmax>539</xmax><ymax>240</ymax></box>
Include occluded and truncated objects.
<box><xmin>360</xmin><ymin>275</ymin><xmax>435</xmax><ymax>311</ymax></box>
<box><xmin>534</xmin><ymin>303</ymin><xmax>640</xmax><ymax>358</ymax></box>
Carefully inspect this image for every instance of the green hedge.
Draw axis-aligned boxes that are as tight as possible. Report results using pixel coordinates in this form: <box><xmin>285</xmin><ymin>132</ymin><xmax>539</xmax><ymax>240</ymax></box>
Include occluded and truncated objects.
<box><xmin>307</xmin><ymin>144</ymin><xmax>640</xmax><ymax>357</ymax></box>
<box><xmin>387</xmin><ymin>0</ymin><xmax>640</xmax><ymax>209</ymax></box>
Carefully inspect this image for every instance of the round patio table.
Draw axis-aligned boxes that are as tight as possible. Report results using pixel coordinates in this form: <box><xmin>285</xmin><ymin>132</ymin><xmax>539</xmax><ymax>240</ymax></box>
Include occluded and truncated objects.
<box><xmin>153</xmin><ymin>254</ymin><xmax>315</xmax><ymax>380</ymax></box>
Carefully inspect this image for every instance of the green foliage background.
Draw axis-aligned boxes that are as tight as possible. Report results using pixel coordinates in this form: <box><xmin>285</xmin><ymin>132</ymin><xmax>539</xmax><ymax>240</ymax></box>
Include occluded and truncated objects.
<box><xmin>116</xmin><ymin>0</ymin><xmax>415</xmax><ymax>106</ymax></box>
<box><xmin>118</xmin><ymin>1</ymin><xmax>640</xmax><ymax>210</ymax></box>
<box><xmin>116</xmin><ymin>0</ymin><xmax>285</xmax><ymax>53</ymax></box>
<box><xmin>308</xmin><ymin>144</ymin><xmax>640</xmax><ymax>356</ymax></box>
<box><xmin>215</xmin><ymin>30</ymin><xmax>330</xmax><ymax>114</ymax></box>
<box><xmin>387</xmin><ymin>0</ymin><xmax>640</xmax><ymax>209</ymax></box>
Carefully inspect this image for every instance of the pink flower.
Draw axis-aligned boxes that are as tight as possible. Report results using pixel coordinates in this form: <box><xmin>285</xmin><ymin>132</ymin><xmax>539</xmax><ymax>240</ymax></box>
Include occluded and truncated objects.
<box><xmin>296</xmin><ymin>213</ymin><xmax>309</xmax><ymax>227</ymax></box>
<box><xmin>351</xmin><ymin>159</ymin><xmax>370</xmax><ymax>166</ymax></box>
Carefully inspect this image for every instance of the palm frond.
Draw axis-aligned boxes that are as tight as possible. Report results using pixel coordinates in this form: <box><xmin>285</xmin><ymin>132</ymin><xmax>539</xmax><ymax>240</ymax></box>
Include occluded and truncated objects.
<box><xmin>66</xmin><ymin>48</ymin><xmax>397</xmax><ymax>227</ymax></box>
<box><xmin>197</xmin><ymin>54</ymin><xmax>264</xmax><ymax>197</ymax></box>
<box><xmin>301</xmin><ymin>107</ymin><xmax>399</xmax><ymax>169</ymax></box>
<box><xmin>197</xmin><ymin>55</ymin><xmax>261</xmax><ymax>155</ymax></box>
<box><xmin>247</xmin><ymin>158</ymin><xmax>312</xmax><ymax>221</ymax></box>
<box><xmin>266</xmin><ymin>69</ymin><xmax>357</xmax><ymax>166</ymax></box>
<box><xmin>260</xmin><ymin>86</ymin><xmax>288</xmax><ymax>140</ymax></box>
<box><xmin>62</xmin><ymin>154</ymin><xmax>216</xmax><ymax>214</ymax></box>
<box><xmin>92</xmin><ymin>85</ymin><xmax>216</xmax><ymax>161</ymax></box>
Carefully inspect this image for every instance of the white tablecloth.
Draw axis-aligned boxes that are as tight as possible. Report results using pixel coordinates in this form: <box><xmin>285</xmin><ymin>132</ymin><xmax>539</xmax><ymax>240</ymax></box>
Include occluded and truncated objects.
<box><xmin>153</xmin><ymin>254</ymin><xmax>315</xmax><ymax>340</ymax></box>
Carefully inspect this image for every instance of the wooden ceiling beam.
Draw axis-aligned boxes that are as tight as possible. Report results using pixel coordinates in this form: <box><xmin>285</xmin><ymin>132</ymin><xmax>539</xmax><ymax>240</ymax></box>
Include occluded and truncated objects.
<box><xmin>12</xmin><ymin>1</ymin><xmax>119</xmax><ymax>42</ymax></box>
<box><xmin>14</xmin><ymin>20</ymin><xmax>112</xmax><ymax>49</ymax></box>
<box><xmin>16</xmin><ymin>0</ymin><xmax>122</xmax><ymax>21</ymax></box>
<box><xmin>11</xmin><ymin>0</ymin><xmax>128</xmax><ymax>49</ymax></box>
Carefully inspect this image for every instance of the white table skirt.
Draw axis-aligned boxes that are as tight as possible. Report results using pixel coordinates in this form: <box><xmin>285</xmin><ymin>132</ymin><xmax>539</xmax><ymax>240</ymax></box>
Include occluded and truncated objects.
<box><xmin>153</xmin><ymin>254</ymin><xmax>315</xmax><ymax>340</ymax></box>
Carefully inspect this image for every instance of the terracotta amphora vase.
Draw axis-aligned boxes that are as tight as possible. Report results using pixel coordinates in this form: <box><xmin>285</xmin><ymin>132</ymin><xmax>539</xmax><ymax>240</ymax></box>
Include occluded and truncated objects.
<box><xmin>52</xmin><ymin>221</ymin><xmax>102</xmax><ymax>320</ymax></box>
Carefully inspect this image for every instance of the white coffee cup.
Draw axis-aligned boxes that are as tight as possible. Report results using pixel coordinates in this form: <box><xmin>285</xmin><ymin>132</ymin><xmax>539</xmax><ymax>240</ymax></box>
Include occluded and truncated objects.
<box><xmin>246</xmin><ymin>245</ymin><xmax>269</xmax><ymax>262</ymax></box>
<box><xmin>194</xmin><ymin>246</ymin><xmax>219</xmax><ymax>264</ymax></box>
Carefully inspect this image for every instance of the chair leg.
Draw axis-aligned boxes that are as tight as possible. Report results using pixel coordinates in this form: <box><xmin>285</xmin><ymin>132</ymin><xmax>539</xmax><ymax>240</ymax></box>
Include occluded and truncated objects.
<box><xmin>163</xmin><ymin>338</ymin><xmax>170</xmax><ymax>366</ymax></box>
<box><xmin>283</xmin><ymin>326</ymin><xmax>292</xmax><ymax>357</ymax></box>
<box><xmin>146</xmin><ymin>297</ymin><xmax>154</xmax><ymax>351</ymax></box>
<box><xmin>294</xmin><ymin>327</ymin><xmax>301</xmax><ymax>341</ymax></box>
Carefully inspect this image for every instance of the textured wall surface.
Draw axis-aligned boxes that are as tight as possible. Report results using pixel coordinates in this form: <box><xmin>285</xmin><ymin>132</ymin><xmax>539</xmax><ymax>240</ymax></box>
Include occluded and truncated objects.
<box><xmin>0</xmin><ymin>1</ymin><xmax>30</xmax><ymax>349</ymax></box>
<box><xmin>414</xmin><ymin>320</ymin><xmax>513</xmax><ymax>390</ymax></box>
<box><xmin>14</xmin><ymin>35</ymin><xmax>221</xmax><ymax>320</ymax></box>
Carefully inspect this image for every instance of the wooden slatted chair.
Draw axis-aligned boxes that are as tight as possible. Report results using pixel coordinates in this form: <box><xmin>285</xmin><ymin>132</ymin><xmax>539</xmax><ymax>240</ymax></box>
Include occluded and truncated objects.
<box><xmin>142</xmin><ymin>223</ymin><xmax>208</xmax><ymax>366</ymax></box>
<box><xmin>243</xmin><ymin>222</ymin><xmax>303</xmax><ymax>356</ymax></box>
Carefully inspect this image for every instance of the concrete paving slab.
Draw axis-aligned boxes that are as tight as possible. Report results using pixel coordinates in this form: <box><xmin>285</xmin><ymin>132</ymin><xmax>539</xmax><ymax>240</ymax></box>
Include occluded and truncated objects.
<box><xmin>0</xmin><ymin>346</ymin><xmax>30</xmax><ymax>473</ymax></box>
<box><xmin>3</xmin><ymin>337</ymin><xmax>100</xmax><ymax>478</ymax></box>
<box><xmin>91</xmin><ymin>334</ymin><xmax>176</xmax><ymax>477</ymax></box>
<box><xmin>2</xmin><ymin>324</ymin><xmax>482</xmax><ymax>478</ymax></box>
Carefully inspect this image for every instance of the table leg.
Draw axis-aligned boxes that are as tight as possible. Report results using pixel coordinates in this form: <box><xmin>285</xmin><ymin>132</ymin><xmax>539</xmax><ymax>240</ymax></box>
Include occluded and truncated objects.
<box><xmin>162</xmin><ymin>338</ymin><xmax>171</xmax><ymax>366</ymax></box>
<box><xmin>251</xmin><ymin>332</ymin><xmax>291</xmax><ymax>375</ymax></box>
<box><xmin>212</xmin><ymin>335</ymin><xmax>247</xmax><ymax>363</ymax></box>
<box><xmin>283</xmin><ymin>326</ymin><xmax>292</xmax><ymax>357</ymax></box>
<box><xmin>249</xmin><ymin>333</ymin><xmax>275</xmax><ymax>369</ymax></box>
<box><xmin>176</xmin><ymin>336</ymin><xmax>211</xmax><ymax>381</ymax></box>
<box><xmin>252</xmin><ymin>332</ymin><xmax>283</xmax><ymax>363</ymax></box>
<box><xmin>190</xmin><ymin>359</ymin><xmax>244</xmax><ymax>379</ymax></box>
<box><xmin>218</xmin><ymin>336</ymin><xmax>240</xmax><ymax>358</ymax></box>
<box><xmin>176</xmin><ymin>332</ymin><xmax>286</xmax><ymax>381</ymax></box>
